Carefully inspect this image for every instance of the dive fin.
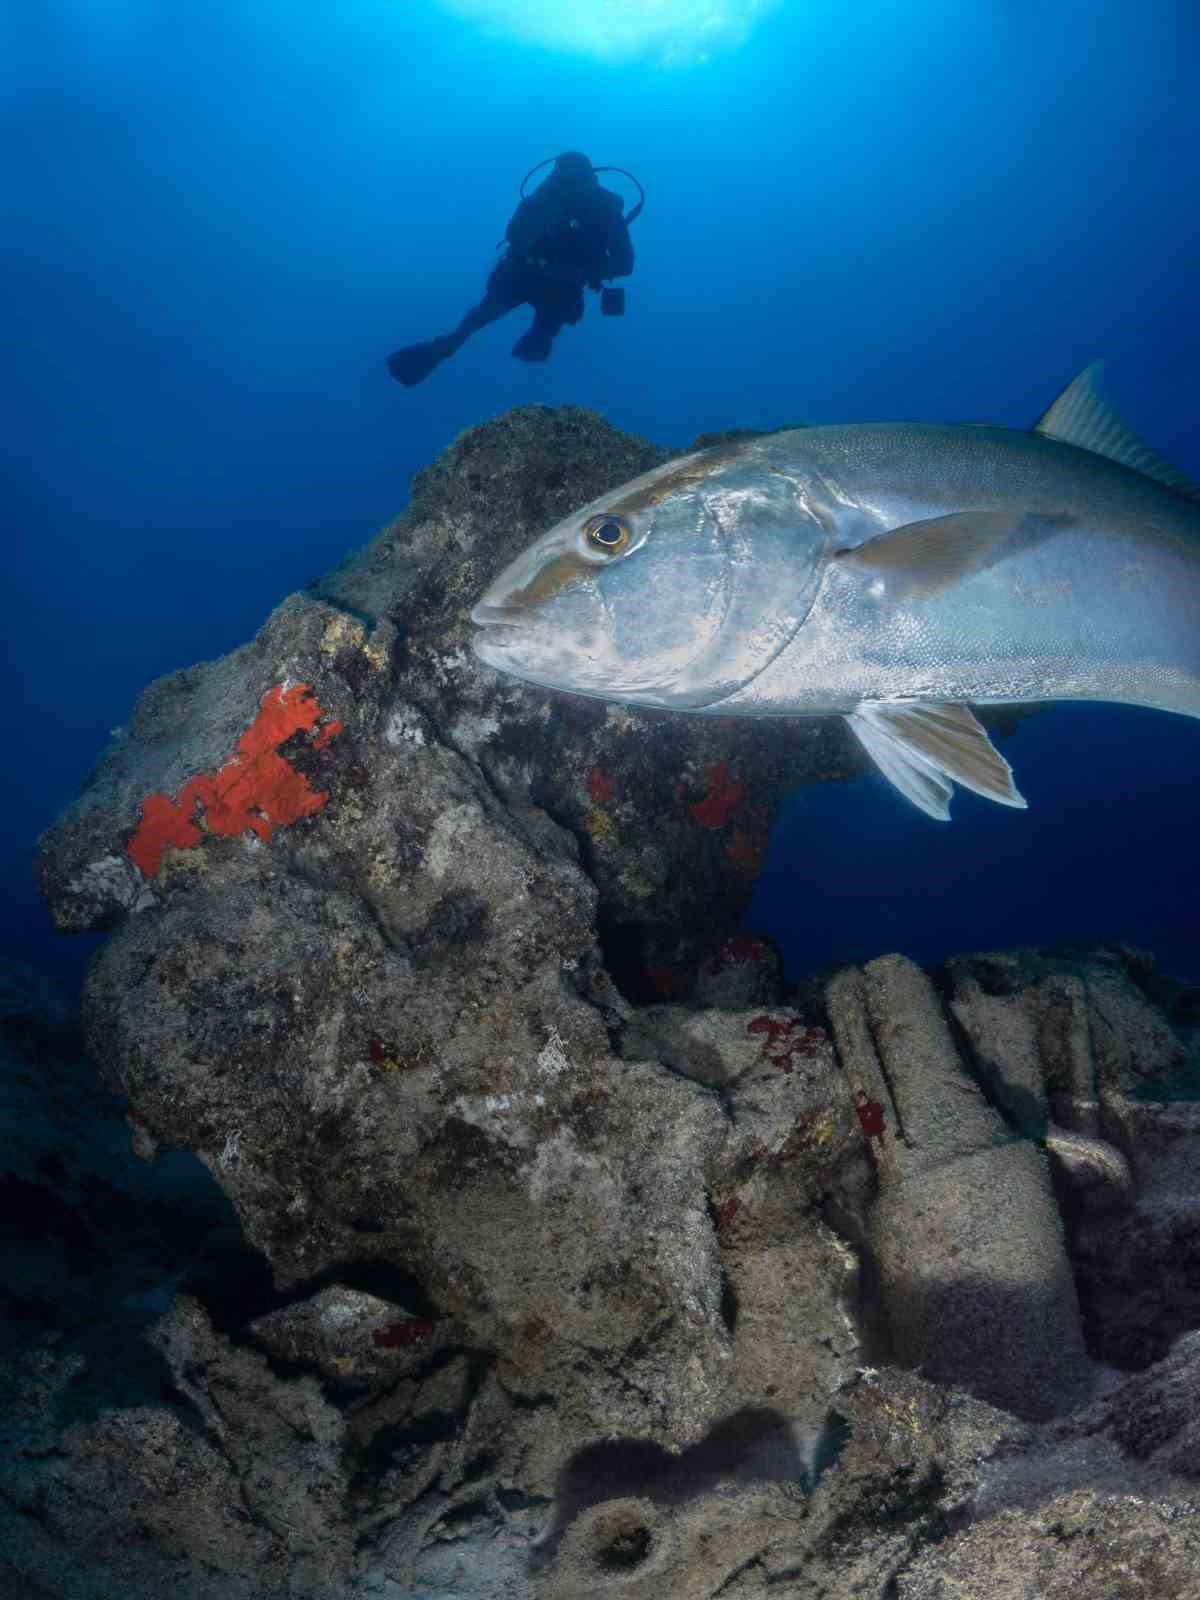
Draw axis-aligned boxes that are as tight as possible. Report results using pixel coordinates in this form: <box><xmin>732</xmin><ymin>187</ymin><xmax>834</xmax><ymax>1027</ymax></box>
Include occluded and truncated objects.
<box><xmin>386</xmin><ymin>336</ymin><xmax>457</xmax><ymax>388</ymax></box>
<box><xmin>847</xmin><ymin>702</ymin><xmax>1027</xmax><ymax>821</ymax></box>
<box><xmin>1035</xmin><ymin>362</ymin><xmax>1200</xmax><ymax>501</ymax></box>
<box><xmin>835</xmin><ymin>511</ymin><xmax>1071</xmax><ymax>601</ymax></box>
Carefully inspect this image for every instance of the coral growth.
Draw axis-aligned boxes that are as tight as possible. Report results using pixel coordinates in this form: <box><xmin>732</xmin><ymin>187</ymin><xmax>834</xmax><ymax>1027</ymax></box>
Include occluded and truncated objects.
<box><xmin>747</xmin><ymin>1013</ymin><xmax>826</xmax><ymax>1073</ymax></box>
<box><xmin>127</xmin><ymin>684</ymin><xmax>341</xmax><ymax>877</ymax></box>
<box><xmin>372</xmin><ymin>1318</ymin><xmax>436</xmax><ymax>1350</ymax></box>
<box><xmin>586</xmin><ymin>766</ymin><xmax>615</xmax><ymax>805</ymax></box>
<box><xmin>688</xmin><ymin>760</ymin><xmax>748</xmax><ymax>828</ymax></box>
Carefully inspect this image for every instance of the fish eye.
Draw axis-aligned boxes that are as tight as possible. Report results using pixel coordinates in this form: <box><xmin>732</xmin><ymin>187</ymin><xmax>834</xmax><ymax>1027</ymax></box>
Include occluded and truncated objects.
<box><xmin>582</xmin><ymin>513</ymin><xmax>633</xmax><ymax>557</ymax></box>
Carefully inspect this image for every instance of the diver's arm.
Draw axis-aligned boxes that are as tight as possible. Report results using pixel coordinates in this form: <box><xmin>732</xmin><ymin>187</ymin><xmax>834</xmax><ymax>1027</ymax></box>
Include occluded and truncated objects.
<box><xmin>604</xmin><ymin>221</ymin><xmax>635</xmax><ymax>280</ymax></box>
<box><xmin>594</xmin><ymin>190</ymin><xmax>634</xmax><ymax>279</ymax></box>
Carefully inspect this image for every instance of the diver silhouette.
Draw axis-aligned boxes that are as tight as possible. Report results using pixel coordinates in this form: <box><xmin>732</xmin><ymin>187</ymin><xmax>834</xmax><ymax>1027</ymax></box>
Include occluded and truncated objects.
<box><xmin>386</xmin><ymin>152</ymin><xmax>639</xmax><ymax>388</ymax></box>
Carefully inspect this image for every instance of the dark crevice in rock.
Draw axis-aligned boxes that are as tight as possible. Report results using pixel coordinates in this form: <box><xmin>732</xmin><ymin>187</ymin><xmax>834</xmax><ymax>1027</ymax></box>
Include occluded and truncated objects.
<box><xmin>349</xmin><ymin>1350</ymin><xmax>493</xmax><ymax>1491</ymax></box>
<box><xmin>0</xmin><ymin>1172</ymin><xmax>96</xmax><ymax>1277</ymax></box>
<box><xmin>762</xmin><ymin>1563</ymin><xmax>812</xmax><ymax>1589</ymax></box>
<box><xmin>714</xmin><ymin>1554</ymin><xmax>765</xmax><ymax>1594</ymax></box>
<box><xmin>460</xmin><ymin>1450</ymin><xmax>497</xmax><ymax>1484</ymax></box>
<box><xmin>502</xmin><ymin>1386</ymin><xmax>560</xmax><ymax>1411</ymax></box>
<box><xmin>496</xmin><ymin>1484</ymin><xmax>552</xmax><ymax>1512</ymax></box>
<box><xmin>155</xmin><ymin>1370</ymin><xmax>233</xmax><ymax>1451</ymax></box>
<box><xmin>821</xmin><ymin>1197</ymin><xmax>893</xmax><ymax>1367</ymax></box>
<box><xmin>183</xmin><ymin>1237</ymin><xmax>442</xmax><ymax>1381</ymax></box>
<box><xmin>353</xmin><ymin>1412</ymin><xmax>460</xmax><ymax>1487</ymax></box>
<box><xmin>855</xmin><ymin>990</ymin><xmax>912</xmax><ymax>1150</ymax></box>
<box><xmin>434</xmin><ymin>1495</ymin><xmax>491</xmax><ymax>1532</ymax></box>
<box><xmin>179</xmin><ymin>1228</ymin><xmax>284</xmax><ymax>1337</ymax></box>
<box><xmin>595</xmin><ymin>907</ymin><xmax>669</xmax><ymax>1006</ymax></box>
<box><xmin>303</xmin><ymin>591</ymin><xmax>380</xmax><ymax>634</ymax></box>
<box><xmin>718</xmin><ymin>1266</ymin><xmax>740</xmax><ymax>1336</ymax></box>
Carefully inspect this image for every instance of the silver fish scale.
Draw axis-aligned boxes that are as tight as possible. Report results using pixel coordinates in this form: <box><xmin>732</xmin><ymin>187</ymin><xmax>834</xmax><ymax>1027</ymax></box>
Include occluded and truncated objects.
<box><xmin>710</xmin><ymin>424</ymin><xmax>1200</xmax><ymax>717</ymax></box>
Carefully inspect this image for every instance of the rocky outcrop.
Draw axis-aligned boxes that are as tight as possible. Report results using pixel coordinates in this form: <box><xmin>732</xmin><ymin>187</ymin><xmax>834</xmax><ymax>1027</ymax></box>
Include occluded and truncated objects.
<box><xmin>18</xmin><ymin>407</ymin><xmax>1200</xmax><ymax>1598</ymax></box>
<box><xmin>827</xmin><ymin>955</ymin><xmax>1092</xmax><ymax>1421</ymax></box>
<box><xmin>942</xmin><ymin>945</ymin><xmax>1200</xmax><ymax>1369</ymax></box>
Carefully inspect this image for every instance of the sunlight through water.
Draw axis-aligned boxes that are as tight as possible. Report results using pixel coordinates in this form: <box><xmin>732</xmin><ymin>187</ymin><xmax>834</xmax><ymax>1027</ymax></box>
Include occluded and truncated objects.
<box><xmin>432</xmin><ymin>0</ymin><xmax>783</xmax><ymax>65</ymax></box>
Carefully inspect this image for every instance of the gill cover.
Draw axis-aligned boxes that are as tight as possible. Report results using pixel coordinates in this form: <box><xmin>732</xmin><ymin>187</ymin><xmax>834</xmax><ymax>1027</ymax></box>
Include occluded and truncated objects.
<box><xmin>669</xmin><ymin>466</ymin><xmax>827</xmax><ymax>705</ymax></box>
<box><xmin>473</xmin><ymin>448</ymin><xmax>827</xmax><ymax>710</ymax></box>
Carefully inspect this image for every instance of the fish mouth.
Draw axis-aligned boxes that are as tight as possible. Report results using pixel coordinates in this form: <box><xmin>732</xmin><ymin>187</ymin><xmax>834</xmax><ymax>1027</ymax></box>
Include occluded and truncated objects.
<box><xmin>473</xmin><ymin>627</ymin><xmax>525</xmax><ymax>659</ymax></box>
<box><xmin>470</xmin><ymin>599</ymin><xmax>534</xmax><ymax>654</ymax></box>
<box><xmin>470</xmin><ymin>602</ymin><xmax>542</xmax><ymax>671</ymax></box>
<box><xmin>471</xmin><ymin>595</ymin><xmax>605</xmax><ymax>697</ymax></box>
<box><xmin>470</xmin><ymin>600</ymin><xmax>523</xmax><ymax>630</ymax></box>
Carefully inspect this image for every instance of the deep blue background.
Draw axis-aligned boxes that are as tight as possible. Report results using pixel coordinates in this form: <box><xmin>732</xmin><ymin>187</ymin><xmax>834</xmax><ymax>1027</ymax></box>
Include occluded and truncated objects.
<box><xmin>4</xmin><ymin>0</ymin><xmax>1198</xmax><ymax>989</ymax></box>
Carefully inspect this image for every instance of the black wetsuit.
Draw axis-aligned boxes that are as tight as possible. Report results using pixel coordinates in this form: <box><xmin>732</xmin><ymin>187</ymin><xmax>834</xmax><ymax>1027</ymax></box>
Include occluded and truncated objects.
<box><xmin>477</xmin><ymin>179</ymin><xmax>635</xmax><ymax>358</ymax></box>
<box><xmin>387</xmin><ymin>170</ymin><xmax>635</xmax><ymax>386</ymax></box>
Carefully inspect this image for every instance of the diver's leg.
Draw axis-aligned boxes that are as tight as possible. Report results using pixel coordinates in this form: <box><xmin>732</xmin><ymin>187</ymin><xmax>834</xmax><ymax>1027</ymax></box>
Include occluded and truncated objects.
<box><xmin>385</xmin><ymin>293</ymin><xmax>511</xmax><ymax>388</ymax></box>
<box><xmin>511</xmin><ymin>282</ymin><xmax>581</xmax><ymax>362</ymax></box>
<box><xmin>511</xmin><ymin>310</ymin><xmax>560</xmax><ymax>363</ymax></box>
<box><xmin>448</xmin><ymin>290</ymin><xmax>510</xmax><ymax>346</ymax></box>
<box><xmin>385</xmin><ymin>265</ymin><xmax>525</xmax><ymax>387</ymax></box>
<box><xmin>450</xmin><ymin>260</ymin><xmax>528</xmax><ymax>344</ymax></box>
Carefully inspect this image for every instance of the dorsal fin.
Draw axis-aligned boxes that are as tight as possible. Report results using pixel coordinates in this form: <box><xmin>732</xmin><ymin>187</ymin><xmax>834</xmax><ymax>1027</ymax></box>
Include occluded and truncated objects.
<box><xmin>1034</xmin><ymin>362</ymin><xmax>1200</xmax><ymax>501</ymax></box>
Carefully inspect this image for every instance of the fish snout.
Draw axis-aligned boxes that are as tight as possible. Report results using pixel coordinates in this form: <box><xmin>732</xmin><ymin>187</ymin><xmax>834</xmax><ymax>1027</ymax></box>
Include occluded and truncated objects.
<box><xmin>469</xmin><ymin>591</ymin><xmax>559</xmax><ymax>676</ymax></box>
<box><xmin>470</xmin><ymin>598</ymin><xmax>520</xmax><ymax>628</ymax></box>
<box><xmin>470</xmin><ymin>600</ymin><xmax>531</xmax><ymax>665</ymax></box>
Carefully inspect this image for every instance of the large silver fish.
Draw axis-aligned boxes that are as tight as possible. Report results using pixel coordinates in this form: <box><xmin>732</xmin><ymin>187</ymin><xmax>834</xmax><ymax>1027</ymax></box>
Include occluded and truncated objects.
<box><xmin>471</xmin><ymin>366</ymin><xmax>1200</xmax><ymax>819</ymax></box>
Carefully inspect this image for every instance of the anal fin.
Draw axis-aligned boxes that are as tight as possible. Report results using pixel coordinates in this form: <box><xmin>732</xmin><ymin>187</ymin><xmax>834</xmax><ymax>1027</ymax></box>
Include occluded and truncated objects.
<box><xmin>847</xmin><ymin>702</ymin><xmax>1028</xmax><ymax>821</ymax></box>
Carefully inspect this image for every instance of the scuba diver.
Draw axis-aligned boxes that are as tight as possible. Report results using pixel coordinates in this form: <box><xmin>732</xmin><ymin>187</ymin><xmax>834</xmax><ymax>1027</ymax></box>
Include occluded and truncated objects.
<box><xmin>386</xmin><ymin>152</ymin><xmax>640</xmax><ymax>388</ymax></box>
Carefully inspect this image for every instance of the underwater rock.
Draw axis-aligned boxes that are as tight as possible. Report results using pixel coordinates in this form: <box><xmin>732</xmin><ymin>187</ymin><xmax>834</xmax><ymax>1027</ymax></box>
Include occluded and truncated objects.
<box><xmin>1043</xmin><ymin>1125</ymin><xmax>1135</xmax><ymax>1213</ymax></box>
<box><xmin>23</xmin><ymin>406</ymin><xmax>1200</xmax><ymax>1597</ymax></box>
<box><xmin>940</xmin><ymin>945</ymin><xmax>1200</xmax><ymax>1368</ymax></box>
<box><xmin>1077</xmin><ymin>1325</ymin><xmax>1200</xmax><ymax>1481</ymax></box>
<box><xmin>895</xmin><ymin>1491</ymin><xmax>1200</xmax><ymax>1599</ymax></box>
<box><xmin>249</xmin><ymin>1284</ymin><xmax>449</xmax><ymax>1381</ymax></box>
<box><xmin>827</xmin><ymin>954</ymin><xmax>1092</xmax><ymax>1421</ymax></box>
<box><xmin>37</xmin><ymin>405</ymin><xmax>857</xmax><ymax>994</ymax></box>
<box><xmin>0</xmin><ymin>962</ymin><xmax>245</xmax><ymax>1600</ymax></box>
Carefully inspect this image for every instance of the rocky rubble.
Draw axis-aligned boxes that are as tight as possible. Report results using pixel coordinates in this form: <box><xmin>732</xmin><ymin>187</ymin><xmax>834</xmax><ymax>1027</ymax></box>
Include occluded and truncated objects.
<box><xmin>12</xmin><ymin>406</ymin><xmax>1200</xmax><ymax>1598</ymax></box>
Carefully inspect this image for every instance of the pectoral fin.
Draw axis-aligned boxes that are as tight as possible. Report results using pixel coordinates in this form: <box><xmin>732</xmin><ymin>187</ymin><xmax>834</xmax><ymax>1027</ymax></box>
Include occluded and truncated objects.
<box><xmin>835</xmin><ymin>511</ymin><xmax>1071</xmax><ymax>601</ymax></box>
<box><xmin>847</xmin><ymin>702</ymin><xmax>1027</xmax><ymax>821</ymax></box>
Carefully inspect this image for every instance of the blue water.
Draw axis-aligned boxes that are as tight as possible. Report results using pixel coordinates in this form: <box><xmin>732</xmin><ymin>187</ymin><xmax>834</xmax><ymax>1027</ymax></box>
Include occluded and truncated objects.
<box><xmin>4</xmin><ymin>0</ymin><xmax>1199</xmax><ymax>988</ymax></box>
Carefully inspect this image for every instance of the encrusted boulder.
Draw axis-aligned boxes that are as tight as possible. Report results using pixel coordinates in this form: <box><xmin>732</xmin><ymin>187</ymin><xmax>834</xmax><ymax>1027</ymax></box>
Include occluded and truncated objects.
<box><xmin>827</xmin><ymin>954</ymin><xmax>1093</xmax><ymax>1421</ymax></box>
<box><xmin>941</xmin><ymin>945</ymin><xmax>1200</xmax><ymax>1367</ymax></box>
